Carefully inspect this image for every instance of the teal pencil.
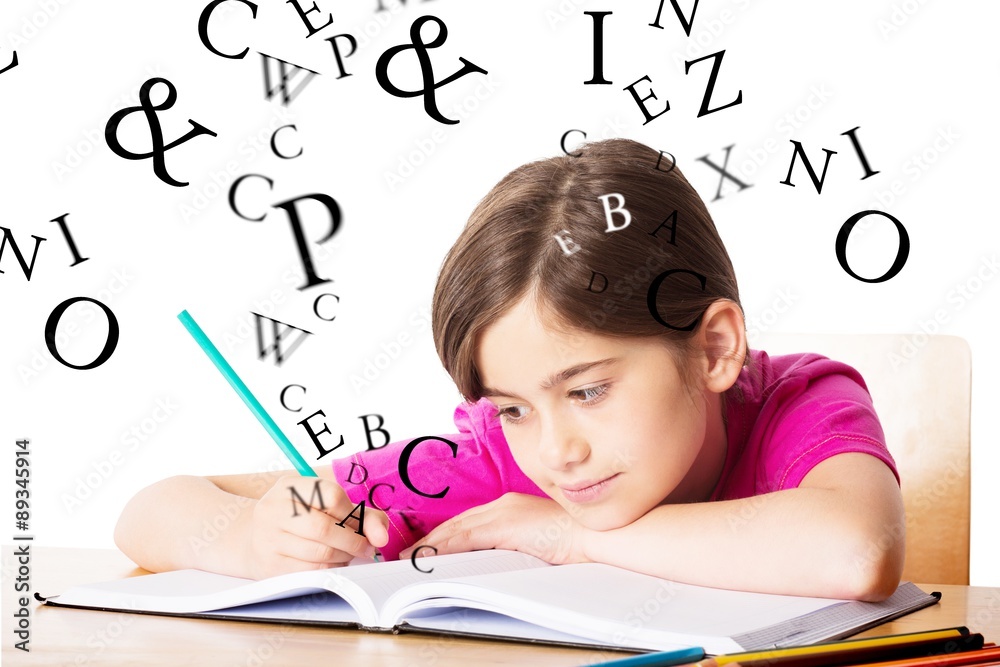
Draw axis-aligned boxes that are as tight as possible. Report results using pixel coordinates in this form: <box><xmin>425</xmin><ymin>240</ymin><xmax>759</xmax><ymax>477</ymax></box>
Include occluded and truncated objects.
<box><xmin>177</xmin><ymin>310</ymin><xmax>316</xmax><ymax>477</ymax></box>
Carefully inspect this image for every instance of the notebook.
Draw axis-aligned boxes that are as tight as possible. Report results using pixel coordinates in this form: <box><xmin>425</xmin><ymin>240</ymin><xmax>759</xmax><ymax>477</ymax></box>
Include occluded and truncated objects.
<box><xmin>40</xmin><ymin>550</ymin><xmax>938</xmax><ymax>653</ymax></box>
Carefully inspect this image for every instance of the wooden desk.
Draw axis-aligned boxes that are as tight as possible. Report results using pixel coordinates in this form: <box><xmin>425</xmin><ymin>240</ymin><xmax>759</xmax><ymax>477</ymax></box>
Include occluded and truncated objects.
<box><xmin>4</xmin><ymin>547</ymin><xmax>1000</xmax><ymax>666</ymax></box>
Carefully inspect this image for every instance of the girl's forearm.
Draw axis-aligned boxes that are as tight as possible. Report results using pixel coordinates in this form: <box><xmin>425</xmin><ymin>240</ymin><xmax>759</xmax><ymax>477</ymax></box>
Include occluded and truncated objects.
<box><xmin>114</xmin><ymin>475</ymin><xmax>255</xmax><ymax>577</ymax></box>
<box><xmin>582</xmin><ymin>487</ymin><xmax>903</xmax><ymax>600</ymax></box>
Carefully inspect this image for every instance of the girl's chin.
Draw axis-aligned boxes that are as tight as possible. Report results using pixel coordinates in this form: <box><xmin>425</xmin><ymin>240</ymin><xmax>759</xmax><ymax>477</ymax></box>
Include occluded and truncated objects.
<box><xmin>562</xmin><ymin>503</ymin><xmax>647</xmax><ymax>532</ymax></box>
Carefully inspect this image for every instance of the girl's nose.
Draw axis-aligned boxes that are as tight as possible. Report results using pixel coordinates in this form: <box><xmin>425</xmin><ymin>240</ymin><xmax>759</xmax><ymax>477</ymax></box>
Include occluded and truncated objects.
<box><xmin>538</xmin><ymin>413</ymin><xmax>590</xmax><ymax>471</ymax></box>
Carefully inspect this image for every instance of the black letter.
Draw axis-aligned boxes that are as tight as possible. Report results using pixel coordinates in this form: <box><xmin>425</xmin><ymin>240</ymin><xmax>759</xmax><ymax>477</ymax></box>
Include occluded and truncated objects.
<box><xmin>280</xmin><ymin>384</ymin><xmax>306</xmax><ymax>412</ymax></box>
<box><xmin>654</xmin><ymin>151</ymin><xmax>676</xmax><ymax>173</ymax></box>
<box><xmin>623</xmin><ymin>75</ymin><xmax>669</xmax><ymax>125</ymax></box>
<box><xmin>647</xmin><ymin>269</ymin><xmax>707</xmax><ymax>331</ymax></box>
<box><xmin>198</xmin><ymin>0</ymin><xmax>257</xmax><ymax>59</ymax></box>
<box><xmin>49</xmin><ymin>213</ymin><xmax>88</xmax><ymax>267</ymax></box>
<box><xmin>685</xmin><ymin>50</ymin><xmax>742</xmax><ymax>118</ymax></box>
<box><xmin>583</xmin><ymin>11</ymin><xmax>612</xmax><ymax>85</ymax></box>
<box><xmin>0</xmin><ymin>227</ymin><xmax>46</xmax><ymax>280</ymax></box>
<box><xmin>271</xmin><ymin>193</ymin><xmax>341</xmax><ymax>290</ymax></box>
<box><xmin>360</xmin><ymin>414</ymin><xmax>390</xmax><ymax>450</ymax></box>
<box><xmin>398</xmin><ymin>436</ymin><xmax>458</xmax><ymax>498</ymax></box>
<box><xmin>841</xmin><ymin>126</ymin><xmax>880</xmax><ymax>180</ymax></box>
<box><xmin>325</xmin><ymin>34</ymin><xmax>357</xmax><ymax>79</ymax></box>
<box><xmin>285</xmin><ymin>0</ymin><xmax>334</xmax><ymax>37</ymax></box>
<box><xmin>228</xmin><ymin>173</ymin><xmax>275</xmax><ymax>222</ymax></box>
<box><xmin>836</xmin><ymin>211</ymin><xmax>909</xmax><ymax>283</ymax></box>
<box><xmin>336</xmin><ymin>500</ymin><xmax>367</xmax><ymax>535</ymax></box>
<box><xmin>45</xmin><ymin>297</ymin><xmax>119</xmax><ymax>369</ymax></box>
<box><xmin>586</xmin><ymin>271</ymin><xmax>608</xmax><ymax>293</ymax></box>
<box><xmin>289</xmin><ymin>479</ymin><xmax>326</xmax><ymax>517</ymax></box>
<box><xmin>561</xmin><ymin>129</ymin><xmax>587</xmax><ymax>157</ymax></box>
<box><xmin>297</xmin><ymin>409</ymin><xmax>346</xmax><ymax>458</ymax></box>
<box><xmin>779</xmin><ymin>140</ymin><xmax>837</xmax><ymax>194</ymax></box>
<box><xmin>411</xmin><ymin>545</ymin><xmax>439</xmax><ymax>573</ymax></box>
<box><xmin>649</xmin><ymin>0</ymin><xmax>701</xmax><ymax>36</ymax></box>
<box><xmin>696</xmin><ymin>145</ymin><xmax>752</xmax><ymax>201</ymax></box>
<box><xmin>649</xmin><ymin>210</ymin><xmax>678</xmax><ymax>245</ymax></box>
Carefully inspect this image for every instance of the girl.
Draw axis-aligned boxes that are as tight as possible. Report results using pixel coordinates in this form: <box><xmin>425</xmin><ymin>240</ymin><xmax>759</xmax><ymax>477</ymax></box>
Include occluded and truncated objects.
<box><xmin>115</xmin><ymin>139</ymin><xmax>905</xmax><ymax>601</ymax></box>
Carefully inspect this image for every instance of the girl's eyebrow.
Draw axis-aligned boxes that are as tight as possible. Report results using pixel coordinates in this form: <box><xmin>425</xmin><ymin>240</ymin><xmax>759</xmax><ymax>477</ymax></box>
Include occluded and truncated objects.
<box><xmin>482</xmin><ymin>357</ymin><xmax>619</xmax><ymax>399</ymax></box>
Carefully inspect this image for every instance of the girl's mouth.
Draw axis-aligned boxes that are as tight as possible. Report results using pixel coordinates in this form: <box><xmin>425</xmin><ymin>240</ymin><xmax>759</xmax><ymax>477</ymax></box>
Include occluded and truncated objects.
<box><xmin>559</xmin><ymin>473</ymin><xmax>621</xmax><ymax>503</ymax></box>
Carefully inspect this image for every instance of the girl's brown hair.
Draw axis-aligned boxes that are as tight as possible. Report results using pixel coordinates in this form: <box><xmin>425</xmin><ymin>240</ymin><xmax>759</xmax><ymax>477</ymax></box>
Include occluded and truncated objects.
<box><xmin>433</xmin><ymin>138</ymin><xmax>743</xmax><ymax>401</ymax></box>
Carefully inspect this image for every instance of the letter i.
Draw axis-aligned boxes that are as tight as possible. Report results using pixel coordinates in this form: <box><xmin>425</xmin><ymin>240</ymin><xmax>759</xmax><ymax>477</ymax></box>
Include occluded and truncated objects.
<box><xmin>50</xmin><ymin>213</ymin><xmax>88</xmax><ymax>266</ymax></box>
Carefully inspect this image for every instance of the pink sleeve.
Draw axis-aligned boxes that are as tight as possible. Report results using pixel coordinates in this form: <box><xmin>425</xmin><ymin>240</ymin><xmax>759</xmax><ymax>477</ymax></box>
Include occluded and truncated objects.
<box><xmin>755</xmin><ymin>360</ymin><xmax>900</xmax><ymax>492</ymax></box>
<box><xmin>331</xmin><ymin>399</ymin><xmax>543</xmax><ymax>560</ymax></box>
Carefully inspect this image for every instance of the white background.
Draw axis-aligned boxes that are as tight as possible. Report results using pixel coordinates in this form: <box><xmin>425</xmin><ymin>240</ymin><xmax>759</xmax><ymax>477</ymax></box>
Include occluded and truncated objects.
<box><xmin>2</xmin><ymin>0</ymin><xmax>998</xmax><ymax>584</ymax></box>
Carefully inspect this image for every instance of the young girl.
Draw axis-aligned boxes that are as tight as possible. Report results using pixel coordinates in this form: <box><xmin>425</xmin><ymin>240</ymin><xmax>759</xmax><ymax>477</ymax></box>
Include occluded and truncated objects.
<box><xmin>115</xmin><ymin>138</ymin><xmax>905</xmax><ymax>601</ymax></box>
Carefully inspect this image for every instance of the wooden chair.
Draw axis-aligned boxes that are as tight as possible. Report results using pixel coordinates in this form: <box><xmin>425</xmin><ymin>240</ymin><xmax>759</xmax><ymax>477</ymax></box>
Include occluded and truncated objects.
<box><xmin>756</xmin><ymin>333</ymin><xmax>972</xmax><ymax>585</ymax></box>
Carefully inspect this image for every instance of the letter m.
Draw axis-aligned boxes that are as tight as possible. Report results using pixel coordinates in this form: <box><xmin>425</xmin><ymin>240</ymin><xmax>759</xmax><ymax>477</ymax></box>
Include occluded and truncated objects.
<box><xmin>290</xmin><ymin>479</ymin><xmax>326</xmax><ymax>517</ymax></box>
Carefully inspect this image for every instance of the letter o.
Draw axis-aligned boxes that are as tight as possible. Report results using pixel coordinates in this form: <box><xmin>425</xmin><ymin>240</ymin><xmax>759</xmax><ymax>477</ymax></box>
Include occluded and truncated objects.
<box><xmin>375</xmin><ymin>353</ymin><xmax>390</xmax><ymax>369</ymax></box>
<box><xmin>835</xmin><ymin>211</ymin><xmax>910</xmax><ymax>283</ymax></box>
<box><xmin>87</xmin><ymin>472</ymin><xmax>102</xmax><ymax>488</ymax></box>
<box><xmin>45</xmin><ymin>297</ymin><xmax>119</xmax><ymax>370</ymax></box>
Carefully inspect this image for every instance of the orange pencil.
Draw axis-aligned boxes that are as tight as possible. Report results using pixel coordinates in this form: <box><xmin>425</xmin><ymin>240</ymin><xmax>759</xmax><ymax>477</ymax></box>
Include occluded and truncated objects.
<box><xmin>855</xmin><ymin>646</ymin><xmax>1000</xmax><ymax>667</ymax></box>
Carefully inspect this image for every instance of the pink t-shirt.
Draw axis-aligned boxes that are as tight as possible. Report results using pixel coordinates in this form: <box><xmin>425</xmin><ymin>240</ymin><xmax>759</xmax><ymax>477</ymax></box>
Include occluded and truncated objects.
<box><xmin>332</xmin><ymin>349</ymin><xmax>898</xmax><ymax>560</ymax></box>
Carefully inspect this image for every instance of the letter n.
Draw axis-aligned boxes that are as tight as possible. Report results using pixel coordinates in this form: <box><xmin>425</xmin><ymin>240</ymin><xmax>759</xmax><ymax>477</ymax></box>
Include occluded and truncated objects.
<box><xmin>779</xmin><ymin>141</ymin><xmax>837</xmax><ymax>194</ymax></box>
<box><xmin>0</xmin><ymin>227</ymin><xmax>46</xmax><ymax>280</ymax></box>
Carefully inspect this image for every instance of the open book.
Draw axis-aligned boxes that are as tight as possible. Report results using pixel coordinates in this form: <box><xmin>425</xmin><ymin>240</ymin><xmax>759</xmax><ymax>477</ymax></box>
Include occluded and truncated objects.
<box><xmin>42</xmin><ymin>550</ymin><xmax>938</xmax><ymax>653</ymax></box>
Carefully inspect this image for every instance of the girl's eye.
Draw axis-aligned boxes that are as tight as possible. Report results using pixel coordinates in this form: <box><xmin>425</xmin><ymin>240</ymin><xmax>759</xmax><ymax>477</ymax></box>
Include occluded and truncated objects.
<box><xmin>496</xmin><ymin>405</ymin><xmax>529</xmax><ymax>425</ymax></box>
<box><xmin>570</xmin><ymin>384</ymin><xmax>609</xmax><ymax>404</ymax></box>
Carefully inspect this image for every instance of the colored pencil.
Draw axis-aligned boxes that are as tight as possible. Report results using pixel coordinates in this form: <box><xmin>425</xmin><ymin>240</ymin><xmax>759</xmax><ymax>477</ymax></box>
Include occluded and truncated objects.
<box><xmin>177</xmin><ymin>309</ymin><xmax>316</xmax><ymax>477</ymax></box>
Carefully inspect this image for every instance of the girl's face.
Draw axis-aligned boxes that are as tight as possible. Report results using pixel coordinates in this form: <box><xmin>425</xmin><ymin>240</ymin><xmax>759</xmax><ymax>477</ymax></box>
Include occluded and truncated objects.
<box><xmin>476</xmin><ymin>297</ymin><xmax>728</xmax><ymax>531</ymax></box>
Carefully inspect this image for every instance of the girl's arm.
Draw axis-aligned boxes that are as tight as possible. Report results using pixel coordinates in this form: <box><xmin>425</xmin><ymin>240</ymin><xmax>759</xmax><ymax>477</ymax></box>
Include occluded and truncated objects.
<box><xmin>583</xmin><ymin>453</ymin><xmax>905</xmax><ymax>600</ymax></box>
<box><xmin>114</xmin><ymin>466</ymin><xmax>388</xmax><ymax>579</ymax></box>
<box><xmin>404</xmin><ymin>452</ymin><xmax>905</xmax><ymax>601</ymax></box>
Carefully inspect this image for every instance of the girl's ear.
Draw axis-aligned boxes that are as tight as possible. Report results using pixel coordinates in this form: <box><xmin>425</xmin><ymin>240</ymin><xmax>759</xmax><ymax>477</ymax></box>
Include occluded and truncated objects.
<box><xmin>693</xmin><ymin>299</ymin><xmax>746</xmax><ymax>394</ymax></box>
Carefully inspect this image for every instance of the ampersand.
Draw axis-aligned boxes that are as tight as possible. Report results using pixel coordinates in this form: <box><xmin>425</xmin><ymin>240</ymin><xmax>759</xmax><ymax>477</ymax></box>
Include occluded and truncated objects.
<box><xmin>105</xmin><ymin>77</ymin><xmax>217</xmax><ymax>187</ymax></box>
<box><xmin>375</xmin><ymin>15</ymin><xmax>488</xmax><ymax>125</ymax></box>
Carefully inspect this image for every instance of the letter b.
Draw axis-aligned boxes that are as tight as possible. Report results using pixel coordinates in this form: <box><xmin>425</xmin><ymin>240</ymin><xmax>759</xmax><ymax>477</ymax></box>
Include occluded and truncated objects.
<box><xmin>598</xmin><ymin>193</ymin><xmax>631</xmax><ymax>232</ymax></box>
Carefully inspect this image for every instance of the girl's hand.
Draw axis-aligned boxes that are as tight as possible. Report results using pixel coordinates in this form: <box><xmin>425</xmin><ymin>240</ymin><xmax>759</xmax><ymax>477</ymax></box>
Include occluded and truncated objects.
<box><xmin>245</xmin><ymin>475</ymin><xmax>390</xmax><ymax>579</ymax></box>
<box><xmin>399</xmin><ymin>493</ymin><xmax>590</xmax><ymax>565</ymax></box>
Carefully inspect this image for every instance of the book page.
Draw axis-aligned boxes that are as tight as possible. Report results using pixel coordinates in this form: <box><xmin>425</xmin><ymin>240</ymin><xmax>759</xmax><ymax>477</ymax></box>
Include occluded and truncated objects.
<box><xmin>52</xmin><ymin>567</ymin><xmax>371</xmax><ymax>618</ymax></box>
<box><xmin>330</xmin><ymin>550</ymin><xmax>549</xmax><ymax>621</ymax></box>
<box><xmin>386</xmin><ymin>563</ymin><xmax>844</xmax><ymax>653</ymax></box>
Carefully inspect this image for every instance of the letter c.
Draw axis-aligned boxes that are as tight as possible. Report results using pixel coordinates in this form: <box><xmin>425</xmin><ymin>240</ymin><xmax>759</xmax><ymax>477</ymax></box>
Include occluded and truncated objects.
<box><xmin>560</xmin><ymin>129</ymin><xmax>587</xmax><ymax>157</ymax></box>
<box><xmin>280</xmin><ymin>384</ymin><xmax>307</xmax><ymax>412</ymax></box>
<box><xmin>270</xmin><ymin>124</ymin><xmax>303</xmax><ymax>159</ymax></box>
<box><xmin>368</xmin><ymin>483</ymin><xmax>395</xmax><ymax>511</ymax></box>
<box><xmin>398</xmin><ymin>436</ymin><xmax>459</xmax><ymax>499</ymax></box>
<box><xmin>411</xmin><ymin>545</ymin><xmax>439</xmax><ymax>573</ymax></box>
<box><xmin>198</xmin><ymin>0</ymin><xmax>258</xmax><ymax>60</ymax></box>
<box><xmin>228</xmin><ymin>173</ymin><xmax>274</xmax><ymax>222</ymax></box>
<box><xmin>646</xmin><ymin>269</ymin><xmax>707</xmax><ymax>331</ymax></box>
